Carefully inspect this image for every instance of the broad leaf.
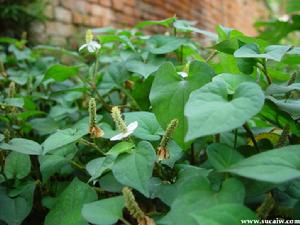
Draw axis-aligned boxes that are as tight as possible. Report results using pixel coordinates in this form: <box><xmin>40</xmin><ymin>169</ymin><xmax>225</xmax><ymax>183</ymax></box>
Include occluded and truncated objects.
<box><xmin>106</xmin><ymin>142</ymin><xmax>135</xmax><ymax>157</ymax></box>
<box><xmin>0</xmin><ymin>186</ymin><xmax>32</xmax><ymax>225</ymax></box>
<box><xmin>82</xmin><ymin>196</ymin><xmax>124</xmax><ymax>225</ymax></box>
<box><xmin>4</xmin><ymin>152</ymin><xmax>31</xmax><ymax>179</ymax></box>
<box><xmin>42</xmin><ymin>128</ymin><xmax>87</xmax><ymax>154</ymax></box>
<box><xmin>159</xmin><ymin>178</ymin><xmax>245</xmax><ymax>225</ymax></box>
<box><xmin>207</xmin><ymin>143</ymin><xmax>244</xmax><ymax>170</ymax></box>
<box><xmin>125</xmin><ymin>60</ymin><xmax>159</xmax><ymax>79</ymax></box>
<box><xmin>124</xmin><ymin>111</ymin><xmax>164</xmax><ymax>141</ymax></box>
<box><xmin>150</xmin><ymin>61</ymin><xmax>214</xmax><ymax>148</ymax></box>
<box><xmin>185</xmin><ymin>80</ymin><xmax>264</xmax><ymax>140</ymax></box>
<box><xmin>44</xmin><ymin>64</ymin><xmax>79</xmax><ymax>82</ymax></box>
<box><xmin>147</xmin><ymin>35</ymin><xmax>188</xmax><ymax>54</ymax></box>
<box><xmin>223</xmin><ymin>145</ymin><xmax>300</xmax><ymax>183</ymax></box>
<box><xmin>135</xmin><ymin>17</ymin><xmax>176</xmax><ymax>28</ymax></box>
<box><xmin>191</xmin><ymin>203</ymin><xmax>258</xmax><ymax>225</ymax></box>
<box><xmin>112</xmin><ymin>141</ymin><xmax>156</xmax><ymax>197</ymax></box>
<box><xmin>0</xmin><ymin>138</ymin><xmax>42</xmax><ymax>155</ymax></box>
<box><xmin>234</xmin><ymin>44</ymin><xmax>291</xmax><ymax>61</ymax></box>
<box><xmin>44</xmin><ymin>178</ymin><xmax>97</xmax><ymax>225</ymax></box>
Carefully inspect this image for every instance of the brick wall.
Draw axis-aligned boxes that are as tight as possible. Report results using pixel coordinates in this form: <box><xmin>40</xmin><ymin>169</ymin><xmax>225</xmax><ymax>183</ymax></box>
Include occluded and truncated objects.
<box><xmin>30</xmin><ymin>0</ymin><xmax>268</xmax><ymax>47</ymax></box>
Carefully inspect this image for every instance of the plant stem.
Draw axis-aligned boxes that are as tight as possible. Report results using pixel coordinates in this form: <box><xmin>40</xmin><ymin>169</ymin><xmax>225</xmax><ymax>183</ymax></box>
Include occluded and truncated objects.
<box><xmin>120</xmin><ymin>87</ymin><xmax>142</xmax><ymax>111</ymax></box>
<box><xmin>120</xmin><ymin>217</ymin><xmax>132</xmax><ymax>225</ymax></box>
<box><xmin>69</xmin><ymin>160</ymin><xmax>85</xmax><ymax>170</ymax></box>
<box><xmin>206</xmin><ymin>50</ymin><xmax>217</xmax><ymax>62</ymax></box>
<box><xmin>93</xmin><ymin>52</ymin><xmax>100</xmax><ymax>84</ymax></box>
<box><xmin>190</xmin><ymin>143</ymin><xmax>195</xmax><ymax>165</ymax></box>
<box><xmin>77</xmin><ymin>73</ymin><xmax>111</xmax><ymax>111</ymax></box>
<box><xmin>243</xmin><ymin>123</ymin><xmax>260</xmax><ymax>152</ymax></box>
<box><xmin>79</xmin><ymin>138</ymin><xmax>105</xmax><ymax>155</ymax></box>
<box><xmin>261</xmin><ymin>60</ymin><xmax>272</xmax><ymax>85</ymax></box>
<box><xmin>234</xmin><ymin>129</ymin><xmax>238</xmax><ymax>149</ymax></box>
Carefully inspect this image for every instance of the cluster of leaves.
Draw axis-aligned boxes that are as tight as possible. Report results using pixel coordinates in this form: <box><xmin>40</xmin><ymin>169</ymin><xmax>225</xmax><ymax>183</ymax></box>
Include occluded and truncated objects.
<box><xmin>0</xmin><ymin>0</ymin><xmax>45</xmax><ymax>38</ymax></box>
<box><xmin>1</xmin><ymin>17</ymin><xmax>300</xmax><ymax>225</ymax></box>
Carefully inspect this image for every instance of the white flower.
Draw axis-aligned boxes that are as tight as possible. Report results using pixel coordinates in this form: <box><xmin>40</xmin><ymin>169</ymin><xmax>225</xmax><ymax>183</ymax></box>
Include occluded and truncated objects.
<box><xmin>110</xmin><ymin>121</ymin><xmax>138</xmax><ymax>141</ymax></box>
<box><xmin>178</xmin><ymin>71</ymin><xmax>188</xmax><ymax>78</ymax></box>
<box><xmin>79</xmin><ymin>41</ymin><xmax>101</xmax><ymax>53</ymax></box>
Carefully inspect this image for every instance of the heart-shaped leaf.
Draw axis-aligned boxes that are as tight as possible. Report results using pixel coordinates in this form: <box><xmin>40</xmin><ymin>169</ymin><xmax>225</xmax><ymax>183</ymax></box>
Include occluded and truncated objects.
<box><xmin>223</xmin><ymin>145</ymin><xmax>300</xmax><ymax>183</ymax></box>
<box><xmin>124</xmin><ymin>111</ymin><xmax>164</xmax><ymax>141</ymax></box>
<box><xmin>234</xmin><ymin>44</ymin><xmax>291</xmax><ymax>62</ymax></box>
<box><xmin>82</xmin><ymin>196</ymin><xmax>124</xmax><ymax>225</ymax></box>
<box><xmin>112</xmin><ymin>141</ymin><xmax>156</xmax><ymax>197</ymax></box>
<box><xmin>0</xmin><ymin>138</ymin><xmax>42</xmax><ymax>155</ymax></box>
<box><xmin>42</xmin><ymin>128</ymin><xmax>87</xmax><ymax>154</ymax></box>
<box><xmin>150</xmin><ymin>61</ymin><xmax>214</xmax><ymax>149</ymax></box>
<box><xmin>125</xmin><ymin>60</ymin><xmax>159</xmax><ymax>79</ymax></box>
<box><xmin>185</xmin><ymin>80</ymin><xmax>264</xmax><ymax>141</ymax></box>
<box><xmin>4</xmin><ymin>152</ymin><xmax>31</xmax><ymax>179</ymax></box>
<box><xmin>44</xmin><ymin>178</ymin><xmax>97</xmax><ymax>225</ymax></box>
<box><xmin>159</xmin><ymin>178</ymin><xmax>245</xmax><ymax>225</ymax></box>
<box><xmin>207</xmin><ymin>143</ymin><xmax>244</xmax><ymax>170</ymax></box>
<box><xmin>191</xmin><ymin>203</ymin><xmax>258</xmax><ymax>225</ymax></box>
<box><xmin>44</xmin><ymin>64</ymin><xmax>79</xmax><ymax>82</ymax></box>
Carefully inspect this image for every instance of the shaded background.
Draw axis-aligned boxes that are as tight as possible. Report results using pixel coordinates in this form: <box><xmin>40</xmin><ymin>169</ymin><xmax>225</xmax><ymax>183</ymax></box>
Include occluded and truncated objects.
<box><xmin>2</xmin><ymin>0</ymin><xmax>300</xmax><ymax>47</ymax></box>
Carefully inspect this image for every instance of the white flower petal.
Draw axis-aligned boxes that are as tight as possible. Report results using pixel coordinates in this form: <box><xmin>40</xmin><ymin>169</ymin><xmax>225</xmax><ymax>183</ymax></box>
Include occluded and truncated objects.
<box><xmin>79</xmin><ymin>44</ymin><xmax>87</xmax><ymax>51</ymax></box>
<box><xmin>178</xmin><ymin>72</ymin><xmax>188</xmax><ymax>78</ymax></box>
<box><xmin>127</xmin><ymin>121</ymin><xmax>138</xmax><ymax>132</ymax></box>
<box><xmin>87</xmin><ymin>44</ymin><xmax>95</xmax><ymax>53</ymax></box>
<box><xmin>110</xmin><ymin>133</ymin><xmax>126</xmax><ymax>141</ymax></box>
<box><xmin>91</xmin><ymin>41</ymin><xmax>101</xmax><ymax>49</ymax></box>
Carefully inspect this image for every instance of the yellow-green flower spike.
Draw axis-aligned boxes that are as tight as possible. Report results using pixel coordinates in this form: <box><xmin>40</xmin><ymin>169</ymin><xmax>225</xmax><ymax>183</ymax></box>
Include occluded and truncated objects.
<box><xmin>85</xmin><ymin>29</ymin><xmax>93</xmax><ymax>43</ymax></box>
<box><xmin>157</xmin><ymin>119</ymin><xmax>179</xmax><ymax>160</ymax></box>
<box><xmin>88</xmin><ymin>98</ymin><xmax>104</xmax><ymax>138</ymax></box>
<box><xmin>111</xmin><ymin>106</ymin><xmax>127</xmax><ymax>133</ymax></box>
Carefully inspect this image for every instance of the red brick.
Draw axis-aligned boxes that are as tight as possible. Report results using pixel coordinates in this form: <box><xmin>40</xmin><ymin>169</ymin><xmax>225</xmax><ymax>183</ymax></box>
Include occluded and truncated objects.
<box><xmin>89</xmin><ymin>17</ymin><xmax>103</xmax><ymax>27</ymax></box>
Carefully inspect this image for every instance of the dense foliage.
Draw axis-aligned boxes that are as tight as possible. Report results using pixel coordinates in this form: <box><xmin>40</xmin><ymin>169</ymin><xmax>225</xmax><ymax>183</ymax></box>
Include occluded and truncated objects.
<box><xmin>1</xmin><ymin>16</ymin><xmax>300</xmax><ymax>225</ymax></box>
<box><xmin>0</xmin><ymin>0</ymin><xmax>45</xmax><ymax>38</ymax></box>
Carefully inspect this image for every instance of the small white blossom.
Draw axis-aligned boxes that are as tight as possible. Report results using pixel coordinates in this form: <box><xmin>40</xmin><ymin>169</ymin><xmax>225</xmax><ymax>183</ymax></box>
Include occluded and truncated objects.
<box><xmin>79</xmin><ymin>41</ymin><xmax>101</xmax><ymax>53</ymax></box>
<box><xmin>178</xmin><ymin>71</ymin><xmax>188</xmax><ymax>78</ymax></box>
<box><xmin>110</xmin><ymin>121</ymin><xmax>138</xmax><ymax>141</ymax></box>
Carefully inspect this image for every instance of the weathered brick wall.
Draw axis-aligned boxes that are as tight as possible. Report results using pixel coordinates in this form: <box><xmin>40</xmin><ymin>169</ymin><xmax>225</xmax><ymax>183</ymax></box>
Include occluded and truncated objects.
<box><xmin>31</xmin><ymin>0</ymin><xmax>268</xmax><ymax>47</ymax></box>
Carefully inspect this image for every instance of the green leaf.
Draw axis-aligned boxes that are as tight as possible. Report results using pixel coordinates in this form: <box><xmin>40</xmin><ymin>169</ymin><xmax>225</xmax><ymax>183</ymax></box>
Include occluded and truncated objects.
<box><xmin>173</xmin><ymin>20</ymin><xmax>217</xmax><ymax>40</ymax></box>
<box><xmin>0</xmin><ymin>138</ymin><xmax>42</xmax><ymax>155</ymax></box>
<box><xmin>42</xmin><ymin>128</ymin><xmax>87</xmax><ymax>154</ymax></box>
<box><xmin>124</xmin><ymin>111</ymin><xmax>164</xmax><ymax>141</ymax></box>
<box><xmin>147</xmin><ymin>35</ymin><xmax>188</xmax><ymax>54</ymax></box>
<box><xmin>191</xmin><ymin>203</ymin><xmax>258</xmax><ymax>225</ymax></box>
<box><xmin>135</xmin><ymin>17</ymin><xmax>176</xmax><ymax>28</ymax></box>
<box><xmin>112</xmin><ymin>141</ymin><xmax>156</xmax><ymax>197</ymax></box>
<box><xmin>185</xmin><ymin>80</ymin><xmax>264</xmax><ymax>141</ymax></box>
<box><xmin>234</xmin><ymin>44</ymin><xmax>291</xmax><ymax>62</ymax></box>
<box><xmin>266</xmin><ymin>83</ymin><xmax>300</xmax><ymax>95</ymax></box>
<box><xmin>212</xmin><ymin>73</ymin><xmax>255</xmax><ymax>94</ymax></box>
<box><xmin>150</xmin><ymin>61</ymin><xmax>214</xmax><ymax>148</ymax></box>
<box><xmin>29</xmin><ymin>117</ymin><xmax>60</xmax><ymax>136</ymax></box>
<box><xmin>259</xmin><ymin>100</ymin><xmax>300</xmax><ymax>136</ymax></box>
<box><xmin>82</xmin><ymin>196</ymin><xmax>124</xmax><ymax>225</ymax></box>
<box><xmin>0</xmin><ymin>186</ymin><xmax>32</xmax><ymax>225</ymax></box>
<box><xmin>223</xmin><ymin>145</ymin><xmax>300</xmax><ymax>183</ymax></box>
<box><xmin>159</xmin><ymin>178</ymin><xmax>245</xmax><ymax>225</ymax></box>
<box><xmin>268</xmin><ymin>96</ymin><xmax>300</xmax><ymax>120</ymax></box>
<box><xmin>4</xmin><ymin>152</ymin><xmax>31</xmax><ymax>179</ymax></box>
<box><xmin>44</xmin><ymin>64</ymin><xmax>79</xmax><ymax>82</ymax></box>
<box><xmin>3</xmin><ymin>98</ymin><xmax>24</xmax><ymax>108</ymax></box>
<box><xmin>207</xmin><ymin>143</ymin><xmax>244</xmax><ymax>170</ymax></box>
<box><xmin>87</xmin><ymin>156</ymin><xmax>114</xmax><ymax>181</ymax></box>
<box><xmin>106</xmin><ymin>142</ymin><xmax>135</xmax><ymax>157</ymax></box>
<box><xmin>125</xmin><ymin>60</ymin><xmax>159</xmax><ymax>79</ymax></box>
<box><xmin>44</xmin><ymin>178</ymin><xmax>97</xmax><ymax>225</ymax></box>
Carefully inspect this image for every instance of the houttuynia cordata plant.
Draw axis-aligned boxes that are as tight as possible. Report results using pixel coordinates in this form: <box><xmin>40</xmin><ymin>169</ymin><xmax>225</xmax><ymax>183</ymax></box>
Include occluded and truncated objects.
<box><xmin>1</xmin><ymin>17</ymin><xmax>300</xmax><ymax>225</ymax></box>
